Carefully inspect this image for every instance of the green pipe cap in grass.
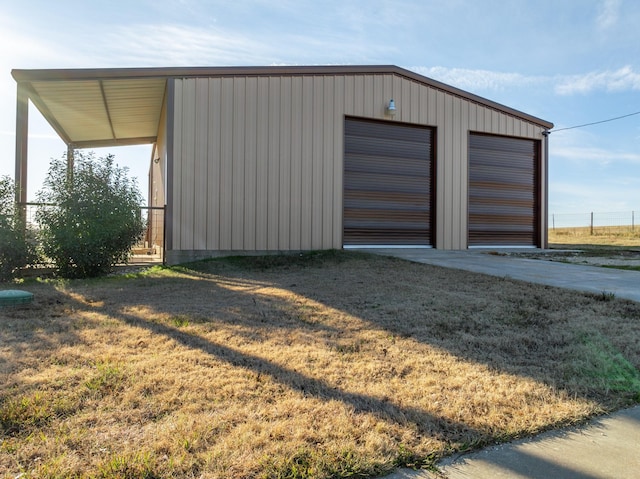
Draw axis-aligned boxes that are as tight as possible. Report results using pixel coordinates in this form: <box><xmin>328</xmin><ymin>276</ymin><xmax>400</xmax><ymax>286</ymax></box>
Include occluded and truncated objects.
<box><xmin>0</xmin><ymin>290</ymin><xmax>34</xmax><ymax>307</ymax></box>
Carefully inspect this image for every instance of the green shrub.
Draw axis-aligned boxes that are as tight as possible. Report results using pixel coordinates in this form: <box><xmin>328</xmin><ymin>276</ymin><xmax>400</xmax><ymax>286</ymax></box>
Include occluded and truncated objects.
<box><xmin>0</xmin><ymin>176</ymin><xmax>33</xmax><ymax>281</ymax></box>
<box><xmin>36</xmin><ymin>151</ymin><xmax>145</xmax><ymax>278</ymax></box>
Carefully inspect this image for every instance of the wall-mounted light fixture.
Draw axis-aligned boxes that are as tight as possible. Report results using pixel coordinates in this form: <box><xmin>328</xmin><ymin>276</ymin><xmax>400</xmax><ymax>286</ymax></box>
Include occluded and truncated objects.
<box><xmin>387</xmin><ymin>99</ymin><xmax>397</xmax><ymax>117</ymax></box>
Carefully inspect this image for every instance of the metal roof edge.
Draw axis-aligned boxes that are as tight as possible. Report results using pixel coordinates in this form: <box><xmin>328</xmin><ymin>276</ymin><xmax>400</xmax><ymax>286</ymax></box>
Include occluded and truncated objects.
<box><xmin>11</xmin><ymin>65</ymin><xmax>400</xmax><ymax>81</ymax></box>
<box><xmin>391</xmin><ymin>66</ymin><xmax>554</xmax><ymax>130</ymax></box>
<box><xmin>11</xmin><ymin>64</ymin><xmax>553</xmax><ymax>129</ymax></box>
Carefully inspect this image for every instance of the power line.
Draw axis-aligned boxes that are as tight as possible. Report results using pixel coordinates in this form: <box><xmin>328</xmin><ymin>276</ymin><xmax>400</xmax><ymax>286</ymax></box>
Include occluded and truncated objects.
<box><xmin>550</xmin><ymin>110</ymin><xmax>640</xmax><ymax>133</ymax></box>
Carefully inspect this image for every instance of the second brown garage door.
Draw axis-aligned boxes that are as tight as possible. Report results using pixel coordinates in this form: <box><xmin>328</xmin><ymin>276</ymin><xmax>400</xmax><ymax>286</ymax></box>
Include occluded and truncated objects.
<box><xmin>344</xmin><ymin>118</ymin><xmax>434</xmax><ymax>246</ymax></box>
<box><xmin>468</xmin><ymin>133</ymin><xmax>539</xmax><ymax>247</ymax></box>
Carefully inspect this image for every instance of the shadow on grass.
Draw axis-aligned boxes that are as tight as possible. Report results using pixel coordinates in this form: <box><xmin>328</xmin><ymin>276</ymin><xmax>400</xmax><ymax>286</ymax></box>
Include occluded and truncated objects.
<box><xmin>2</xmin><ymin>250</ymin><xmax>640</xmax><ymax>476</ymax></box>
<box><xmin>172</xmin><ymin>252</ymin><xmax>640</xmax><ymax>407</ymax></box>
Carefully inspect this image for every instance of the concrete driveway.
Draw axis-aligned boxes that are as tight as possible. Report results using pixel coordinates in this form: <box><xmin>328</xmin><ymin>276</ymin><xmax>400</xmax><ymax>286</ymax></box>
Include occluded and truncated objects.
<box><xmin>362</xmin><ymin>248</ymin><xmax>640</xmax><ymax>303</ymax></box>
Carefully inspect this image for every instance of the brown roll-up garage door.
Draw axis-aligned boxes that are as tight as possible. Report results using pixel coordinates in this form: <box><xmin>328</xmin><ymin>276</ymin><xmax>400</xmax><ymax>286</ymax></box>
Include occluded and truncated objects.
<box><xmin>468</xmin><ymin>133</ymin><xmax>539</xmax><ymax>247</ymax></box>
<box><xmin>344</xmin><ymin>118</ymin><xmax>434</xmax><ymax>246</ymax></box>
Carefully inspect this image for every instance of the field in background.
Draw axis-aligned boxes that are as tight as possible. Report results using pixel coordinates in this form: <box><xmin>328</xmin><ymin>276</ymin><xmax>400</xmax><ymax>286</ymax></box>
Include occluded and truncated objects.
<box><xmin>2</xmin><ymin>252</ymin><xmax>640</xmax><ymax>478</ymax></box>
<box><xmin>549</xmin><ymin>211</ymin><xmax>640</xmax><ymax>247</ymax></box>
<box><xmin>549</xmin><ymin>226</ymin><xmax>640</xmax><ymax>247</ymax></box>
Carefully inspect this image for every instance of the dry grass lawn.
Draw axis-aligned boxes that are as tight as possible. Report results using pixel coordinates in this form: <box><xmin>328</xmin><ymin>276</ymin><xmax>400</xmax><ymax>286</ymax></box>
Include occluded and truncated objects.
<box><xmin>2</xmin><ymin>251</ymin><xmax>640</xmax><ymax>478</ymax></box>
<box><xmin>549</xmin><ymin>226</ymin><xmax>640</xmax><ymax>247</ymax></box>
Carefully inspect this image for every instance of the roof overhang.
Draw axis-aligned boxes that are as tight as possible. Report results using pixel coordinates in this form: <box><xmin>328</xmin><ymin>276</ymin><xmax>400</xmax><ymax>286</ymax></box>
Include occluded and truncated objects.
<box><xmin>13</xmin><ymin>71</ymin><xmax>167</xmax><ymax>148</ymax></box>
<box><xmin>12</xmin><ymin>66</ymin><xmax>553</xmax><ymax>148</ymax></box>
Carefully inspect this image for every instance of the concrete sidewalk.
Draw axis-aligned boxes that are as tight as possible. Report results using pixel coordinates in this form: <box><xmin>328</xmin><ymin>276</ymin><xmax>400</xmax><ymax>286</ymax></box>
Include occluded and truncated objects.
<box><xmin>387</xmin><ymin>406</ymin><xmax>640</xmax><ymax>479</ymax></box>
<box><xmin>365</xmin><ymin>248</ymin><xmax>640</xmax><ymax>302</ymax></box>
<box><xmin>366</xmin><ymin>248</ymin><xmax>640</xmax><ymax>479</ymax></box>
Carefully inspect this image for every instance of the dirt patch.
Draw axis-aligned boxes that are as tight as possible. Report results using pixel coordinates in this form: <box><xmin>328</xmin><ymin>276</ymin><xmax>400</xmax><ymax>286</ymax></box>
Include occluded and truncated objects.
<box><xmin>1</xmin><ymin>251</ymin><xmax>639</xmax><ymax>478</ymax></box>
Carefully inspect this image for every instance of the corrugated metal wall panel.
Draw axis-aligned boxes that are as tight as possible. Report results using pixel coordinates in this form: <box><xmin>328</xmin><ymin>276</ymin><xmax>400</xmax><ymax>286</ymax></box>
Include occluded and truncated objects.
<box><xmin>363</xmin><ymin>75</ymin><xmax>374</xmax><ymax>118</ymax></box>
<box><xmin>169</xmin><ymin>73</ymin><xmax>547</xmax><ymax>257</ymax></box>
<box><xmin>332</xmin><ymin>76</ymin><xmax>345</xmax><ymax>248</ymax></box>
<box><xmin>468</xmin><ymin>133</ymin><xmax>539</xmax><ymax>246</ymax></box>
<box><xmin>244</xmin><ymin>77</ymin><xmax>258</xmax><ymax>250</ymax></box>
<box><xmin>300</xmin><ymin>76</ymin><xmax>313</xmax><ymax>250</ymax></box>
<box><xmin>180</xmin><ymin>79</ymin><xmax>195</xmax><ymax>250</ymax></box>
<box><xmin>265</xmin><ymin>76</ymin><xmax>279</xmax><ymax>250</ymax></box>
<box><xmin>219</xmin><ymin>78</ymin><xmax>234</xmax><ymax>250</ymax></box>
<box><xmin>194</xmin><ymin>78</ymin><xmax>209</xmax><ymax>250</ymax></box>
<box><xmin>278</xmin><ymin>76</ymin><xmax>292</xmax><ymax>250</ymax></box>
<box><xmin>289</xmin><ymin>77</ymin><xmax>302</xmax><ymax>250</ymax></box>
<box><xmin>206</xmin><ymin>78</ymin><xmax>221</xmax><ymax>250</ymax></box>
<box><xmin>353</xmin><ymin>75</ymin><xmax>364</xmax><ymax>117</ymax></box>
<box><xmin>255</xmin><ymin>77</ymin><xmax>269</xmax><ymax>250</ymax></box>
<box><xmin>312</xmin><ymin>76</ymin><xmax>324</xmax><ymax>249</ymax></box>
<box><xmin>410</xmin><ymin>81</ymin><xmax>420</xmax><ymax>124</ymax></box>
<box><xmin>373</xmin><ymin>75</ymin><xmax>384</xmax><ymax>118</ymax></box>
<box><xmin>322</xmin><ymin>76</ymin><xmax>335</xmax><ymax>248</ymax></box>
<box><xmin>452</xmin><ymin>96</ymin><xmax>462</xmax><ymax>249</ymax></box>
<box><xmin>231</xmin><ymin>77</ymin><xmax>245</xmax><ymax>250</ymax></box>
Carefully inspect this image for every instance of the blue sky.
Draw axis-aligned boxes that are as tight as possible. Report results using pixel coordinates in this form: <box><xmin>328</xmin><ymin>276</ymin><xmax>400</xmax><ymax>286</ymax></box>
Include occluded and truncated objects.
<box><xmin>1</xmin><ymin>0</ymin><xmax>639</xmax><ymax>216</ymax></box>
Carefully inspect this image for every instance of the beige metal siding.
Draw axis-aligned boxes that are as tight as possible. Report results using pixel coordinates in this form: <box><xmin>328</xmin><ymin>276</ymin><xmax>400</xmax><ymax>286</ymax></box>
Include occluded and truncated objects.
<box><xmin>244</xmin><ymin>76</ymin><xmax>257</xmax><ymax>250</ymax></box>
<box><xmin>180</xmin><ymin>79</ymin><xmax>195</xmax><ymax>250</ymax></box>
<box><xmin>300</xmin><ymin>76</ymin><xmax>313</xmax><ymax>250</ymax></box>
<box><xmin>289</xmin><ymin>77</ymin><xmax>302</xmax><ymax>250</ymax></box>
<box><xmin>206</xmin><ymin>78</ymin><xmax>221</xmax><ymax>250</ymax></box>
<box><xmin>194</xmin><ymin>79</ymin><xmax>208</xmax><ymax>250</ymax></box>
<box><xmin>278</xmin><ymin>77</ymin><xmax>292</xmax><ymax>250</ymax></box>
<box><xmin>170</xmin><ymin>73</ymin><xmax>548</xmax><ymax>255</ymax></box>
<box><xmin>266</xmin><ymin>77</ymin><xmax>279</xmax><ymax>250</ymax></box>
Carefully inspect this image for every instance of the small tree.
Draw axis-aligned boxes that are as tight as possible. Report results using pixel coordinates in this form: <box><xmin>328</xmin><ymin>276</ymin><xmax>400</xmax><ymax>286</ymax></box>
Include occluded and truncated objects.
<box><xmin>36</xmin><ymin>151</ymin><xmax>145</xmax><ymax>278</ymax></box>
<box><xmin>0</xmin><ymin>176</ymin><xmax>34</xmax><ymax>281</ymax></box>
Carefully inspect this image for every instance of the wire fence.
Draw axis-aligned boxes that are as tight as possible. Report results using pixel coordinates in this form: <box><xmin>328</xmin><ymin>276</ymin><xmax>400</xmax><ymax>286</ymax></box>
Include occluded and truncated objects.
<box><xmin>549</xmin><ymin>211</ymin><xmax>637</xmax><ymax>234</ymax></box>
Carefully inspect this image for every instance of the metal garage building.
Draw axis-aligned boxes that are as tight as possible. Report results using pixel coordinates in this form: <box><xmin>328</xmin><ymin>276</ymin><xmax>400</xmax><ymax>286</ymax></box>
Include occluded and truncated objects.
<box><xmin>13</xmin><ymin>65</ymin><xmax>553</xmax><ymax>264</ymax></box>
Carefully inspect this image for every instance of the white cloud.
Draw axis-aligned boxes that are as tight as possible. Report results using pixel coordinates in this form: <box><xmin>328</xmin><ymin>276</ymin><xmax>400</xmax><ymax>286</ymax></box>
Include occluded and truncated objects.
<box><xmin>0</xmin><ymin>12</ymin><xmax>92</xmax><ymax>70</ymax></box>
<box><xmin>0</xmin><ymin>130</ymin><xmax>59</xmax><ymax>140</ymax></box>
<box><xmin>555</xmin><ymin>65</ymin><xmax>640</xmax><ymax>95</ymax></box>
<box><xmin>409</xmin><ymin>66</ymin><xmax>545</xmax><ymax>92</ymax></box>
<box><xmin>597</xmin><ymin>0</ymin><xmax>621</xmax><ymax>30</ymax></box>
<box><xmin>552</xmin><ymin>145</ymin><xmax>640</xmax><ymax>165</ymax></box>
<box><xmin>96</xmin><ymin>24</ymin><xmax>272</xmax><ymax>67</ymax></box>
<box><xmin>549</xmin><ymin>179</ymin><xmax>640</xmax><ymax>215</ymax></box>
<box><xmin>549</xmin><ymin>181</ymin><xmax>602</xmax><ymax>213</ymax></box>
<box><xmin>409</xmin><ymin>64</ymin><xmax>640</xmax><ymax>97</ymax></box>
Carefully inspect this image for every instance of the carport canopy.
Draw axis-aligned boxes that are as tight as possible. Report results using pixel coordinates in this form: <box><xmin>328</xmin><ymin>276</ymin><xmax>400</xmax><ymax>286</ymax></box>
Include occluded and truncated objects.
<box><xmin>12</xmin><ymin>68</ymin><xmax>169</xmax><ymax>203</ymax></box>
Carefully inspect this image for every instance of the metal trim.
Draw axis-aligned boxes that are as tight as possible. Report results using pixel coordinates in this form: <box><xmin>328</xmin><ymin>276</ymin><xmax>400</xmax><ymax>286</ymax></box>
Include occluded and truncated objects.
<box><xmin>99</xmin><ymin>80</ymin><xmax>117</xmax><ymax>140</ymax></box>
<box><xmin>71</xmin><ymin>137</ymin><xmax>157</xmax><ymax>148</ymax></box>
